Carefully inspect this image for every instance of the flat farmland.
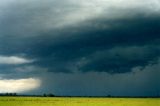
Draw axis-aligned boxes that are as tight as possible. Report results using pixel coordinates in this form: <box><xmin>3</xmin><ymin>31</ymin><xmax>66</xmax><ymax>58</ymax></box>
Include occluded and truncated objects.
<box><xmin>0</xmin><ymin>97</ymin><xmax>159</xmax><ymax>106</ymax></box>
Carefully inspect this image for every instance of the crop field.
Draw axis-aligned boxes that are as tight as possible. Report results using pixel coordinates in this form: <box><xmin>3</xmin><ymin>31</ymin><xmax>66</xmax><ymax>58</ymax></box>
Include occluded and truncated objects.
<box><xmin>0</xmin><ymin>97</ymin><xmax>159</xmax><ymax>106</ymax></box>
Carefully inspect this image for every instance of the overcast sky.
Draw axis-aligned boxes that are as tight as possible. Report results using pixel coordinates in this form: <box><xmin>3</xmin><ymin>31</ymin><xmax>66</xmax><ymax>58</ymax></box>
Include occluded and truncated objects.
<box><xmin>0</xmin><ymin>0</ymin><xmax>160</xmax><ymax>96</ymax></box>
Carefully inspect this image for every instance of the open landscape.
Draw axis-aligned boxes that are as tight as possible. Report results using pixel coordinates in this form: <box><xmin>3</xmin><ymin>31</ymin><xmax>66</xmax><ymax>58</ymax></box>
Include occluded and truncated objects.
<box><xmin>0</xmin><ymin>1</ymin><xmax>160</xmax><ymax>106</ymax></box>
<box><xmin>0</xmin><ymin>97</ymin><xmax>159</xmax><ymax>106</ymax></box>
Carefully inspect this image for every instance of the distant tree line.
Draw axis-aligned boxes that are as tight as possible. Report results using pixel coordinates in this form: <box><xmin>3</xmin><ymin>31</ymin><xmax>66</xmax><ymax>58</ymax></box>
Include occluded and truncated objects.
<box><xmin>43</xmin><ymin>93</ymin><xmax>55</xmax><ymax>97</ymax></box>
<box><xmin>0</xmin><ymin>93</ymin><xmax>56</xmax><ymax>97</ymax></box>
<box><xmin>0</xmin><ymin>93</ymin><xmax>159</xmax><ymax>98</ymax></box>
<box><xmin>0</xmin><ymin>93</ymin><xmax>17</xmax><ymax>96</ymax></box>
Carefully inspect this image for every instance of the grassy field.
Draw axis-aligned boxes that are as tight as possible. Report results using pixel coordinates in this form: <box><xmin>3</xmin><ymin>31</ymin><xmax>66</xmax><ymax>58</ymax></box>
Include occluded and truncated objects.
<box><xmin>0</xmin><ymin>97</ymin><xmax>159</xmax><ymax>106</ymax></box>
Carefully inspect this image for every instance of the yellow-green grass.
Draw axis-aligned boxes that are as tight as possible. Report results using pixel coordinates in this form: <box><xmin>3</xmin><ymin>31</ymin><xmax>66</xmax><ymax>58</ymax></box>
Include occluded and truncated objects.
<box><xmin>0</xmin><ymin>97</ymin><xmax>159</xmax><ymax>106</ymax></box>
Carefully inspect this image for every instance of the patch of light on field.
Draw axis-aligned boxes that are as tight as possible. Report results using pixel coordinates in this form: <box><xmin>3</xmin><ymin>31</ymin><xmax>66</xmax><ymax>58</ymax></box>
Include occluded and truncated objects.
<box><xmin>0</xmin><ymin>78</ymin><xmax>41</xmax><ymax>93</ymax></box>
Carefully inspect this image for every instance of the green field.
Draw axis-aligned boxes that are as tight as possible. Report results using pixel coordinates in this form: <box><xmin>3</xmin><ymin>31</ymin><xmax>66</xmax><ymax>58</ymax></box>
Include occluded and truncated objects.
<box><xmin>0</xmin><ymin>97</ymin><xmax>159</xmax><ymax>106</ymax></box>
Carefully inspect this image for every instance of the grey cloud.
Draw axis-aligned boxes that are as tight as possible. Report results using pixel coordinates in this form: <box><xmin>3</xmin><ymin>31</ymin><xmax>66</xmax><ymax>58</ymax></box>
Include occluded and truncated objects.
<box><xmin>77</xmin><ymin>45</ymin><xmax>160</xmax><ymax>73</ymax></box>
<box><xmin>0</xmin><ymin>16</ymin><xmax>160</xmax><ymax>73</ymax></box>
<box><xmin>1</xmin><ymin>0</ymin><xmax>160</xmax><ymax>37</ymax></box>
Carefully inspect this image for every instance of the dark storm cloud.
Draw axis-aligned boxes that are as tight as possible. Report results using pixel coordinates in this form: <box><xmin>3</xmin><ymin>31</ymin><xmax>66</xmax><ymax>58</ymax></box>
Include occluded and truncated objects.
<box><xmin>0</xmin><ymin>0</ymin><xmax>160</xmax><ymax>96</ymax></box>
<box><xmin>14</xmin><ymin>16</ymin><xmax>160</xmax><ymax>73</ymax></box>
<box><xmin>79</xmin><ymin>45</ymin><xmax>160</xmax><ymax>73</ymax></box>
<box><xmin>0</xmin><ymin>6</ymin><xmax>160</xmax><ymax>73</ymax></box>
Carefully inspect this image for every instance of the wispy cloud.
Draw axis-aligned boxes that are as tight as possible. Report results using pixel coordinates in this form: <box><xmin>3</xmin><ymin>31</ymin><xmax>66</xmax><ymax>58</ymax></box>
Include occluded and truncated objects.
<box><xmin>0</xmin><ymin>56</ymin><xmax>34</xmax><ymax>65</ymax></box>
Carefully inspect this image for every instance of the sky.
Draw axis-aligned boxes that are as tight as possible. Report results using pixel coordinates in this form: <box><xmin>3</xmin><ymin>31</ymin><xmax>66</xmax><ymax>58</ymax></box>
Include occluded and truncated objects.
<box><xmin>0</xmin><ymin>0</ymin><xmax>160</xmax><ymax>96</ymax></box>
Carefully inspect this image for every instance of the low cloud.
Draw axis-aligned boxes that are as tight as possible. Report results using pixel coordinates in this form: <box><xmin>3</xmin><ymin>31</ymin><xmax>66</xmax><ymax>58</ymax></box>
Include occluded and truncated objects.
<box><xmin>77</xmin><ymin>45</ymin><xmax>160</xmax><ymax>73</ymax></box>
<box><xmin>0</xmin><ymin>55</ymin><xmax>34</xmax><ymax>65</ymax></box>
